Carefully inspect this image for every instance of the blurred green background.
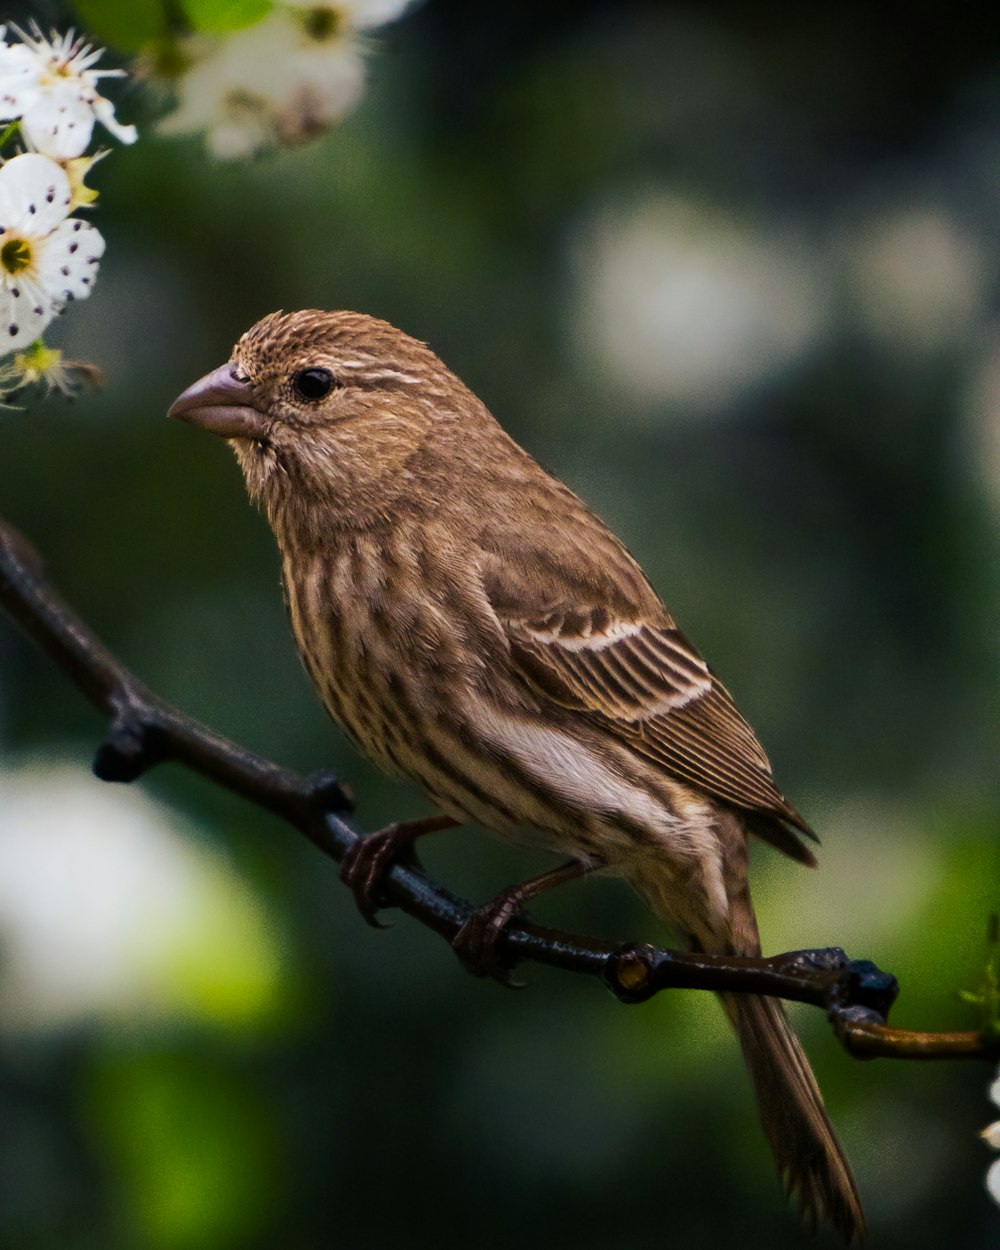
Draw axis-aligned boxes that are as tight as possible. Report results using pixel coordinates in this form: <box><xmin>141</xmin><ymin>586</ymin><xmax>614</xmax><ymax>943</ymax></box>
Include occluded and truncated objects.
<box><xmin>1</xmin><ymin>2</ymin><xmax>998</xmax><ymax>1247</ymax></box>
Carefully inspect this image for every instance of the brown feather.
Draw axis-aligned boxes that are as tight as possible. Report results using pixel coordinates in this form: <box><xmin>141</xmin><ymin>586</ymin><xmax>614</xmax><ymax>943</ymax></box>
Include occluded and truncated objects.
<box><xmin>723</xmin><ymin>992</ymin><xmax>865</xmax><ymax>1243</ymax></box>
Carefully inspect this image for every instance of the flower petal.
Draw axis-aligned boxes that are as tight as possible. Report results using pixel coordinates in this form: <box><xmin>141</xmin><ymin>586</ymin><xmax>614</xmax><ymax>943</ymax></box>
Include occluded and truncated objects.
<box><xmin>36</xmin><ymin>218</ymin><xmax>105</xmax><ymax>304</ymax></box>
<box><xmin>984</xmin><ymin>1120</ymin><xmax>1000</xmax><ymax>1151</ymax></box>
<box><xmin>91</xmin><ymin>95</ymin><xmax>137</xmax><ymax>146</ymax></box>
<box><xmin>273</xmin><ymin>45</ymin><xmax>365</xmax><ymax>144</ymax></box>
<box><xmin>208</xmin><ymin>116</ymin><xmax>273</xmax><ymax>161</ymax></box>
<box><xmin>293</xmin><ymin>44</ymin><xmax>365</xmax><ymax>116</ymax></box>
<box><xmin>0</xmin><ymin>43</ymin><xmax>41</xmax><ymax>120</ymax></box>
<box><xmin>0</xmin><ymin>277</ymin><xmax>56</xmax><ymax>351</ymax></box>
<box><xmin>990</xmin><ymin>1068</ymin><xmax>1000</xmax><ymax>1109</ymax></box>
<box><xmin>20</xmin><ymin>79</ymin><xmax>96</xmax><ymax>159</ymax></box>
<box><xmin>0</xmin><ymin>153</ymin><xmax>71</xmax><ymax>234</ymax></box>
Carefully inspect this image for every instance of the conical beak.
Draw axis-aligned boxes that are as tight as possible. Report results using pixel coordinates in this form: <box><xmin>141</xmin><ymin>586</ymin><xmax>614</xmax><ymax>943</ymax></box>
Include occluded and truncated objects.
<box><xmin>168</xmin><ymin>364</ymin><xmax>268</xmax><ymax>440</ymax></box>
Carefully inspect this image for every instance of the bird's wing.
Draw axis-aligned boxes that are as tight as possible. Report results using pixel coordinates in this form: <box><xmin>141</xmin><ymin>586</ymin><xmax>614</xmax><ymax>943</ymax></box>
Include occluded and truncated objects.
<box><xmin>483</xmin><ymin>556</ymin><xmax>813</xmax><ymax>837</ymax></box>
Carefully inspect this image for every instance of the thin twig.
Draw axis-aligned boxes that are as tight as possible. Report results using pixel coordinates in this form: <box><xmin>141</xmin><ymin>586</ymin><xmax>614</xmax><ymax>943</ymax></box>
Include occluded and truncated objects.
<box><xmin>0</xmin><ymin>517</ymin><xmax>995</xmax><ymax>1061</ymax></box>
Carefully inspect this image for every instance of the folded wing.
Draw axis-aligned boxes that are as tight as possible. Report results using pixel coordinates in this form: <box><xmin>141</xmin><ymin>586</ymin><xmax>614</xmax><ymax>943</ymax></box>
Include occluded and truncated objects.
<box><xmin>484</xmin><ymin>555</ymin><xmax>817</xmax><ymax>862</ymax></box>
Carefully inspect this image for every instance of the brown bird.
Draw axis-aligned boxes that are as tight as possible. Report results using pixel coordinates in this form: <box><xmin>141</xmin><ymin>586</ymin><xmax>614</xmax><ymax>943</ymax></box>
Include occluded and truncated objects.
<box><xmin>169</xmin><ymin>309</ymin><xmax>865</xmax><ymax>1242</ymax></box>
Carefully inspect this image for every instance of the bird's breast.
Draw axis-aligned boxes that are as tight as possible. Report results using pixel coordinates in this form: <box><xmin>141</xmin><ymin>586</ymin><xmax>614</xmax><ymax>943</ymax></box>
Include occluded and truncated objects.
<box><xmin>279</xmin><ymin>532</ymin><xmax>472</xmax><ymax>778</ymax></box>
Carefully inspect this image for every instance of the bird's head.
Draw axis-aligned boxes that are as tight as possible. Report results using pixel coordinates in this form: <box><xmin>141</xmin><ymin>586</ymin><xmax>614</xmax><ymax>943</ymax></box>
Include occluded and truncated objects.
<box><xmin>169</xmin><ymin>309</ymin><xmax>471</xmax><ymax>528</ymax></box>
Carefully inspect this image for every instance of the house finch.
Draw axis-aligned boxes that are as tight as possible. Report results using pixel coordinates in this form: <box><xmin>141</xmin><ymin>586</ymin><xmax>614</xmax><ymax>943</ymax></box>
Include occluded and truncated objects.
<box><xmin>169</xmin><ymin>309</ymin><xmax>865</xmax><ymax>1242</ymax></box>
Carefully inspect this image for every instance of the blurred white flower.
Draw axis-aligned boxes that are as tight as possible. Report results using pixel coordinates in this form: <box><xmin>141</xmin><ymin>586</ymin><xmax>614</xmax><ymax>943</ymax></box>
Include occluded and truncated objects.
<box><xmin>984</xmin><ymin>1068</ymin><xmax>1000</xmax><ymax>1205</ymax></box>
<box><xmin>0</xmin><ymin>152</ymin><xmax>104</xmax><ymax>351</ymax></box>
<box><xmin>989</xmin><ymin>1160</ymin><xmax>1000</xmax><ymax>1207</ymax></box>
<box><xmin>0</xmin><ymin>760</ymin><xmax>286</xmax><ymax>1034</ymax></box>
<box><xmin>841</xmin><ymin>204</ymin><xmax>987</xmax><ymax>355</ymax></box>
<box><xmin>571</xmin><ymin>193</ymin><xmax>828</xmax><ymax>417</ymax></box>
<box><xmin>0</xmin><ymin>23</ymin><xmax>137</xmax><ymax>159</ymax></box>
<box><xmin>159</xmin><ymin>0</ymin><xmax>411</xmax><ymax>159</ymax></box>
<box><xmin>286</xmin><ymin>0</ymin><xmax>414</xmax><ymax>26</ymax></box>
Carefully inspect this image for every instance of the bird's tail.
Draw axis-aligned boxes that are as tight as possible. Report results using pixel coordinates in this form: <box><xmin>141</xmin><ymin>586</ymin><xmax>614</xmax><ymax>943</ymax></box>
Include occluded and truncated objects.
<box><xmin>626</xmin><ymin>834</ymin><xmax>865</xmax><ymax>1244</ymax></box>
<box><xmin>719</xmin><ymin>989</ymin><xmax>866</xmax><ymax>1244</ymax></box>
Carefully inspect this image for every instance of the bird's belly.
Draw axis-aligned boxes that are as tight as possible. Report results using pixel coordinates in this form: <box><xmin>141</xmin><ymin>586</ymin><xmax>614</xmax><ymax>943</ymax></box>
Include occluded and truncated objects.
<box><xmin>291</xmin><ymin>608</ymin><xmax>598</xmax><ymax>851</ymax></box>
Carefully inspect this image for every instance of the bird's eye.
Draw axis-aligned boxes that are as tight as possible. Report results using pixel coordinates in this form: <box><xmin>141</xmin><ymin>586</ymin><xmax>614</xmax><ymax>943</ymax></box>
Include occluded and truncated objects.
<box><xmin>293</xmin><ymin>367</ymin><xmax>335</xmax><ymax>400</ymax></box>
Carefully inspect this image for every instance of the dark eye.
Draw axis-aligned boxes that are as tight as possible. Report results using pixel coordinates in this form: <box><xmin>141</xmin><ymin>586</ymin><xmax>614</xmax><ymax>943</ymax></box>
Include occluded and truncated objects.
<box><xmin>294</xmin><ymin>367</ymin><xmax>335</xmax><ymax>400</ymax></box>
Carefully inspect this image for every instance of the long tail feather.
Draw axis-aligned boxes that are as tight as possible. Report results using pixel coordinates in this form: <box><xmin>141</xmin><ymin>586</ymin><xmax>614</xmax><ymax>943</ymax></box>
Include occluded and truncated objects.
<box><xmin>721</xmin><ymin>991</ymin><xmax>866</xmax><ymax>1244</ymax></box>
<box><xmin>626</xmin><ymin>806</ymin><xmax>866</xmax><ymax>1244</ymax></box>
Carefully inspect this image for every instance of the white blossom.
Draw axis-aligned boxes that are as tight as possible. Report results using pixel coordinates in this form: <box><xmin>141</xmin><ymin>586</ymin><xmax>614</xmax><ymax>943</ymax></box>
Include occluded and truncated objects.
<box><xmin>984</xmin><ymin>1067</ymin><xmax>1000</xmax><ymax>1206</ymax></box>
<box><xmin>0</xmin><ymin>23</ymin><xmax>137</xmax><ymax>160</ymax></box>
<box><xmin>0</xmin><ymin>152</ymin><xmax>104</xmax><ymax>350</ymax></box>
<box><xmin>159</xmin><ymin>0</ymin><xmax>411</xmax><ymax>159</ymax></box>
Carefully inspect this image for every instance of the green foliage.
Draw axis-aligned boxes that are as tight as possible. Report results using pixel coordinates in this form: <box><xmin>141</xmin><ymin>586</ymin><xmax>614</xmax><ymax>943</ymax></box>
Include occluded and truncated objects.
<box><xmin>85</xmin><ymin>1050</ymin><xmax>282</xmax><ymax>1249</ymax></box>
<box><xmin>70</xmin><ymin>0</ymin><xmax>272</xmax><ymax>48</ymax></box>
<box><xmin>70</xmin><ymin>0</ymin><xmax>167</xmax><ymax>51</ymax></box>
<box><xmin>178</xmin><ymin>0</ymin><xmax>273</xmax><ymax>33</ymax></box>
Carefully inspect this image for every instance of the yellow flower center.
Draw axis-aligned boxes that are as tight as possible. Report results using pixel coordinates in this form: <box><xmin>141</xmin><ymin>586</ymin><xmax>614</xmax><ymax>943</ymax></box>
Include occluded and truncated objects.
<box><xmin>1</xmin><ymin>237</ymin><xmax>32</xmax><ymax>275</ymax></box>
<box><xmin>39</xmin><ymin>67</ymin><xmax>67</xmax><ymax>89</ymax></box>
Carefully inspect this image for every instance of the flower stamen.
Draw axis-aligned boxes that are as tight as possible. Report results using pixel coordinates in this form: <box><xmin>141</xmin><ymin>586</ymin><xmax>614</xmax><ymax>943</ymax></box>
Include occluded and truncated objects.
<box><xmin>1</xmin><ymin>236</ymin><xmax>31</xmax><ymax>274</ymax></box>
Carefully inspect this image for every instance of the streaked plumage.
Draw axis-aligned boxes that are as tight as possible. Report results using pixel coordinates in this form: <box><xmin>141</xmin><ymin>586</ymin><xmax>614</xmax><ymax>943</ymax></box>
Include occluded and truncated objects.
<box><xmin>169</xmin><ymin>309</ymin><xmax>865</xmax><ymax>1242</ymax></box>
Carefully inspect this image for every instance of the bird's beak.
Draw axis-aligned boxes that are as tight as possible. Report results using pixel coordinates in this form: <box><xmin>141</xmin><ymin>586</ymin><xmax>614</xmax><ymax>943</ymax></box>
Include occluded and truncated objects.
<box><xmin>168</xmin><ymin>364</ymin><xmax>268</xmax><ymax>440</ymax></box>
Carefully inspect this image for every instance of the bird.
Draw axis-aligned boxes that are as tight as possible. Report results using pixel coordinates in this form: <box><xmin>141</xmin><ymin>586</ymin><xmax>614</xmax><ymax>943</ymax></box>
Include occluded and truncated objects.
<box><xmin>169</xmin><ymin>308</ymin><xmax>865</xmax><ymax>1242</ymax></box>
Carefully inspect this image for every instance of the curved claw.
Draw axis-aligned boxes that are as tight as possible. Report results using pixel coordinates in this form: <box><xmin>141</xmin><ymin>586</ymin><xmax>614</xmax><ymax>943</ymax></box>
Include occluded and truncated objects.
<box><xmin>451</xmin><ymin>860</ymin><xmax>592</xmax><ymax>987</ymax></box>
<box><xmin>337</xmin><ymin>815</ymin><xmax>458</xmax><ymax>928</ymax></box>
<box><xmin>452</xmin><ymin>894</ymin><xmax>527</xmax><ymax>988</ymax></box>
<box><xmin>339</xmin><ymin>831</ymin><xmax>408</xmax><ymax>928</ymax></box>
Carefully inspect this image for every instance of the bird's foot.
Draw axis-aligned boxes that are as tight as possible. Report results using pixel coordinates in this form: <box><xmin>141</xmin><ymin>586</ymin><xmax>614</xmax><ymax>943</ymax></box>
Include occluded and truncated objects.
<box><xmin>339</xmin><ymin>815</ymin><xmax>456</xmax><ymax>928</ymax></box>
<box><xmin>452</xmin><ymin>887</ymin><xmax>528</xmax><ymax>988</ymax></box>
<box><xmin>452</xmin><ymin>859</ymin><xmax>594</xmax><ymax>988</ymax></box>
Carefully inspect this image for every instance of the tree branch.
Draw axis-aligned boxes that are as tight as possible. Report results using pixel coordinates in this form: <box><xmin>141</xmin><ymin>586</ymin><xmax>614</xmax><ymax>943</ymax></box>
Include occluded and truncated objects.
<box><xmin>1</xmin><ymin>517</ymin><xmax>995</xmax><ymax>1062</ymax></box>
